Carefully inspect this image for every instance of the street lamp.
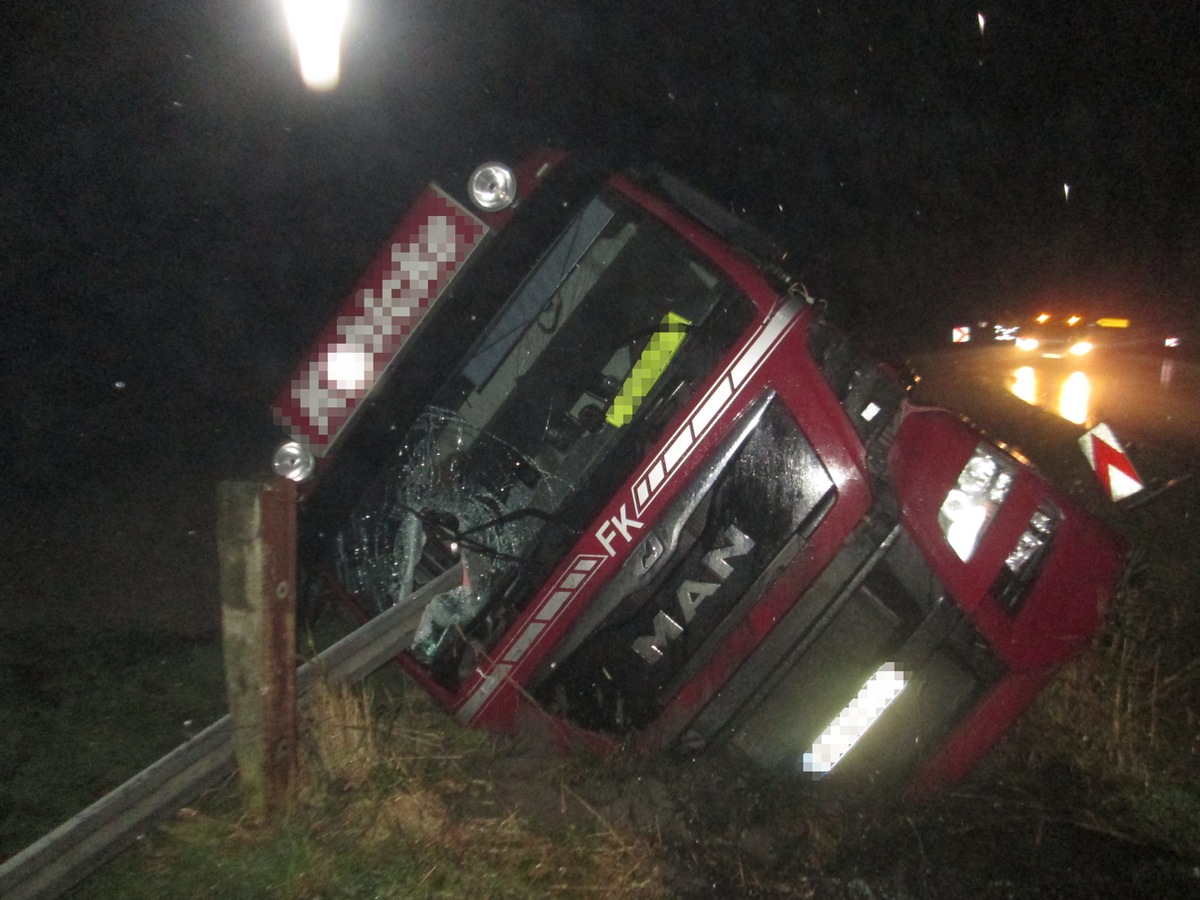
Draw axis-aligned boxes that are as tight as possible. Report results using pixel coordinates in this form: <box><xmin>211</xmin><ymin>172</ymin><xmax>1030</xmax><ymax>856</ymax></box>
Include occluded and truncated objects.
<box><xmin>283</xmin><ymin>0</ymin><xmax>350</xmax><ymax>91</ymax></box>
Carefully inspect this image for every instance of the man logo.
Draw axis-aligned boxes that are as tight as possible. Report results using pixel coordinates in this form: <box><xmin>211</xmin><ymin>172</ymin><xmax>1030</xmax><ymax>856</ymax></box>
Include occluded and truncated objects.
<box><xmin>632</xmin><ymin>524</ymin><xmax>754</xmax><ymax>663</ymax></box>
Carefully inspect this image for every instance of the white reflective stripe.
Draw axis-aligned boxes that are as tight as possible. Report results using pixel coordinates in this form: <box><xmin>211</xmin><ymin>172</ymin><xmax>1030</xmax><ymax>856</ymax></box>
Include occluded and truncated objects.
<box><xmin>503</xmin><ymin>622</ymin><xmax>546</xmax><ymax>663</ymax></box>
<box><xmin>532</xmin><ymin>554</ymin><xmax>606</xmax><ymax>624</ymax></box>
<box><xmin>690</xmin><ymin>374</ymin><xmax>734</xmax><ymax>435</ymax></box>
<box><xmin>632</xmin><ymin>298</ymin><xmax>803</xmax><ymax>515</ymax></box>
<box><xmin>459</xmin><ymin>551</ymin><xmax>606</xmax><ymax>721</ymax></box>
<box><xmin>647</xmin><ymin>460</ymin><xmax>667</xmax><ymax>493</ymax></box>
<box><xmin>539</xmin><ymin>591</ymin><xmax>572</xmax><ymax>620</ymax></box>
<box><xmin>662</xmin><ymin>427</ymin><xmax>693</xmax><ymax>473</ymax></box>
<box><xmin>730</xmin><ymin>299</ymin><xmax>799</xmax><ymax>386</ymax></box>
<box><xmin>456</xmin><ymin>663</ymin><xmax>512</xmax><ymax>723</ymax></box>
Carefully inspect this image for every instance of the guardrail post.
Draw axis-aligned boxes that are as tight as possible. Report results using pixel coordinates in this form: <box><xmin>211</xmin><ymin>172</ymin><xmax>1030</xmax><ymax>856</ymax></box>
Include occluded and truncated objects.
<box><xmin>216</xmin><ymin>477</ymin><xmax>298</xmax><ymax>819</ymax></box>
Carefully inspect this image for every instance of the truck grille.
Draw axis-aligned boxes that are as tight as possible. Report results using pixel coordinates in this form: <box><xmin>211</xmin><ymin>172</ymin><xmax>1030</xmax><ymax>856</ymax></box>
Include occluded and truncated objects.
<box><xmin>683</xmin><ymin>508</ymin><xmax>1006</xmax><ymax>789</ymax></box>
<box><xmin>533</xmin><ymin>393</ymin><xmax>836</xmax><ymax>733</ymax></box>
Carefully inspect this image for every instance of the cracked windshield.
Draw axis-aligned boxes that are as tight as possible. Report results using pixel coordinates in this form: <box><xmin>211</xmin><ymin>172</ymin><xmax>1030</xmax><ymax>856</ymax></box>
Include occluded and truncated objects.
<box><xmin>335</xmin><ymin>191</ymin><xmax>751</xmax><ymax>672</ymax></box>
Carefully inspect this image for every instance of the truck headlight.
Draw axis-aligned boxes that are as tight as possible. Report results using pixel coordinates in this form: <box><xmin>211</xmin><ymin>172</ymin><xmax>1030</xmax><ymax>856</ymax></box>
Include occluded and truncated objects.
<box><xmin>1005</xmin><ymin>506</ymin><xmax>1058</xmax><ymax>571</ymax></box>
<box><xmin>273</xmin><ymin>440</ymin><xmax>316</xmax><ymax>483</ymax></box>
<box><xmin>938</xmin><ymin>444</ymin><xmax>1014</xmax><ymax>561</ymax></box>
<box><xmin>993</xmin><ymin>503</ymin><xmax>1060</xmax><ymax>615</ymax></box>
<box><xmin>468</xmin><ymin>162</ymin><xmax>517</xmax><ymax>212</ymax></box>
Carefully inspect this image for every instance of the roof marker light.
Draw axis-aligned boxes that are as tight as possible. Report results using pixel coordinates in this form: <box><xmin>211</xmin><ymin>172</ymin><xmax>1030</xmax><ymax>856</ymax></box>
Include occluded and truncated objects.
<box><xmin>273</xmin><ymin>440</ymin><xmax>316</xmax><ymax>482</ymax></box>
<box><xmin>468</xmin><ymin>162</ymin><xmax>517</xmax><ymax>212</ymax></box>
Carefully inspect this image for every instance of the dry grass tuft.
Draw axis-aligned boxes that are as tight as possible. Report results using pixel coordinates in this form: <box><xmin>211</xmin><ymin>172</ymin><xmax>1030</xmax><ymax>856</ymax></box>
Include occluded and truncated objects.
<box><xmin>348</xmin><ymin>787</ymin><xmax>454</xmax><ymax>847</ymax></box>
<box><xmin>275</xmin><ymin>676</ymin><xmax>667</xmax><ymax>897</ymax></box>
<box><xmin>303</xmin><ymin>681</ymin><xmax>380</xmax><ymax>793</ymax></box>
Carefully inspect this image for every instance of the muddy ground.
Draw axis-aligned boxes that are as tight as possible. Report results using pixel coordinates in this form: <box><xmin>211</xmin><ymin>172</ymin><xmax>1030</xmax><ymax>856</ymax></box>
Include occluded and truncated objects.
<box><xmin>454</xmin><ymin>718</ymin><xmax>1198</xmax><ymax>899</ymax></box>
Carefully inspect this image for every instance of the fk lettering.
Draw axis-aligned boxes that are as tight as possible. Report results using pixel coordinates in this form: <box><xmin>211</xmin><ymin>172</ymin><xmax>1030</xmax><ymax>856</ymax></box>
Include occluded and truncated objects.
<box><xmin>595</xmin><ymin>504</ymin><xmax>645</xmax><ymax>556</ymax></box>
<box><xmin>633</xmin><ymin>524</ymin><xmax>754</xmax><ymax>664</ymax></box>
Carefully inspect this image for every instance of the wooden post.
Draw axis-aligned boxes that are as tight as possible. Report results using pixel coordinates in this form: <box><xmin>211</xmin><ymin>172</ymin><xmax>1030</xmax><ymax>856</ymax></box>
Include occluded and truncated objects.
<box><xmin>217</xmin><ymin>477</ymin><xmax>298</xmax><ymax>818</ymax></box>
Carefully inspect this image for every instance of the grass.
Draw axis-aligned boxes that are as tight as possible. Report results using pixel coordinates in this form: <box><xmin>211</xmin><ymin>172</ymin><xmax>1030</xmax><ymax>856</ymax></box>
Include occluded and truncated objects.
<box><xmin>999</xmin><ymin>480</ymin><xmax>1200</xmax><ymax>860</ymax></box>
<box><xmin>0</xmin><ymin>628</ymin><xmax>227</xmax><ymax>859</ymax></box>
<box><xmin>75</xmin><ymin>674</ymin><xmax>667</xmax><ymax>899</ymax></box>
<box><xmin>0</xmin><ymin>616</ymin><xmax>352</xmax><ymax>862</ymax></box>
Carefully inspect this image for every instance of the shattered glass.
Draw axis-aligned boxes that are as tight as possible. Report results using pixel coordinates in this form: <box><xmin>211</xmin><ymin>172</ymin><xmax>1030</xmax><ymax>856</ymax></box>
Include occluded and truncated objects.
<box><xmin>331</xmin><ymin>189</ymin><xmax>754</xmax><ymax>671</ymax></box>
<box><xmin>335</xmin><ymin>408</ymin><xmax>571</xmax><ymax>660</ymax></box>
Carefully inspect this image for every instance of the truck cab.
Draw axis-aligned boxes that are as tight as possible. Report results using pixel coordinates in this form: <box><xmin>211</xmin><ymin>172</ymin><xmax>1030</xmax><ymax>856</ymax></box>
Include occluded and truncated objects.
<box><xmin>273</xmin><ymin>151</ymin><xmax>1126</xmax><ymax>796</ymax></box>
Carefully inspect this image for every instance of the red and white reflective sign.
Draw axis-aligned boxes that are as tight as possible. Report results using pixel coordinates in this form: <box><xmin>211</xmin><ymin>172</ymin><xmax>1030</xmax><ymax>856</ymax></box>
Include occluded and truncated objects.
<box><xmin>1079</xmin><ymin>423</ymin><xmax>1144</xmax><ymax>501</ymax></box>
<box><xmin>952</xmin><ymin>326</ymin><xmax>971</xmax><ymax>343</ymax></box>
<box><xmin>274</xmin><ymin>187</ymin><xmax>488</xmax><ymax>452</ymax></box>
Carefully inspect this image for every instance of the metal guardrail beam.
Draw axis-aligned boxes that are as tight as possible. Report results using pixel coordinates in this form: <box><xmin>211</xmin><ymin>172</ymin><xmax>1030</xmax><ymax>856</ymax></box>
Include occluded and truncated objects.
<box><xmin>0</xmin><ymin>564</ymin><xmax>462</xmax><ymax>900</ymax></box>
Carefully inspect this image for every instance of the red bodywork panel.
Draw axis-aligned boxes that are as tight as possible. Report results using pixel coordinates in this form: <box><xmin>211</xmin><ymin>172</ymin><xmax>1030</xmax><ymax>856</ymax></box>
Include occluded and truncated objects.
<box><xmin>273</xmin><ymin>150</ymin><xmax>567</xmax><ymax>455</ymax></box>
<box><xmin>890</xmin><ymin>406</ymin><xmax>1128</xmax><ymax>796</ymax></box>
<box><xmin>889</xmin><ymin>406</ymin><xmax>1126</xmax><ymax>669</ymax></box>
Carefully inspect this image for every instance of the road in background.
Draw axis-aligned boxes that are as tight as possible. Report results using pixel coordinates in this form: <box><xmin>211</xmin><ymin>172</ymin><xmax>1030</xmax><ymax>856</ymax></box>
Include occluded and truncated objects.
<box><xmin>911</xmin><ymin>343</ymin><xmax>1198</xmax><ymax>506</ymax></box>
<box><xmin>954</xmin><ymin>346</ymin><xmax>1197</xmax><ymax>444</ymax></box>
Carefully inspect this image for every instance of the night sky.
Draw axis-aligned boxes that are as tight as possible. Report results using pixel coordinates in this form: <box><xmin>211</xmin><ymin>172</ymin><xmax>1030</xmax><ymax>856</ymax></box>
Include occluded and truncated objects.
<box><xmin>4</xmin><ymin>1</ymin><xmax>1198</xmax><ymax>495</ymax></box>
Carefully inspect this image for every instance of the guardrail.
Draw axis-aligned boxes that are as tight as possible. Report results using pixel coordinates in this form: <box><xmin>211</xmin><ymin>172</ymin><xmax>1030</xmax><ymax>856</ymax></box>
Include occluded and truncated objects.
<box><xmin>0</xmin><ymin>565</ymin><xmax>461</xmax><ymax>900</ymax></box>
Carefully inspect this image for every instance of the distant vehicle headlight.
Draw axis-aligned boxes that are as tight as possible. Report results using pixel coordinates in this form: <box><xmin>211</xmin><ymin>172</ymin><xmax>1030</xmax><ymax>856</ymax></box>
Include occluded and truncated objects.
<box><xmin>468</xmin><ymin>162</ymin><xmax>517</xmax><ymax>212</ymax></box>
<box><xmin>1015</xmin><ymin>336</ymin><xmax>1039</xmax><ymax>352</ymax></box>
<box><xmin>938</xmin><ymin>444</ymin><xmax>1014</xmax><ymax>561</ymax></box>
<box><xmin>274</xmin><ymin>440</ymin><xmax>316</xmax><ymax>483</ymax></box>
<box><xmin>1068</xmin><ymin>340</ymin><xmax>1093</xmax><ymax>356</ymax></box>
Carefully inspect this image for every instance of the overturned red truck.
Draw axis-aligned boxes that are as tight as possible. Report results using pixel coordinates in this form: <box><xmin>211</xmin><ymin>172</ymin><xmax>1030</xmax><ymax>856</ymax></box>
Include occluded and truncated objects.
<box><xmin>272</xmin><ymin>150</ymin><xmax>1126</xmax><ymax>796</ymax></box>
